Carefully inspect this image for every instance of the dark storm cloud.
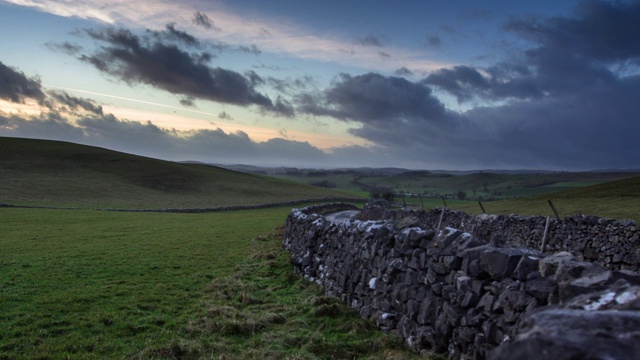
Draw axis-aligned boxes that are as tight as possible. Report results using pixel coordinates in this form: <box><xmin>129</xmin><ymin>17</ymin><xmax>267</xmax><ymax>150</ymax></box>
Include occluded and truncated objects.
<box><xmin>458</xmin><ymin>76</ymin><xmax>640</xmax><ymax>169</ymax></box>
<box><xmin>292</xmin><ymin>1</ymin><xmax>640</xmax><ymax>169</ymax></box>
<box><xmin>322</xmin><ymin>73</ymin><xmax>449</xmax><ymax>124</ymax></box>
<box><xmin>356</xmin><ymin>35</ymin><xmax>383</xmax><ymax>47</ymax></box>
<box><xmin>423</xmin><ymin>1</ymin><xmax>640</xmax><ymax>103</ymax></box>
<box><xmin>482</xmin><ymin>0</ymin><xmax>640</xmax><ymax>99</ymax></box>
<box><xmin>77</xmin><ymin>27</ymin><xmax>292</xmax><ymax>115</ymax></box>
<box><xmin>0</xmin><ymin>61</ymin><xmax>46</xmax><ymax>103</ymax></box>
<box><xmin>505</xmin><ymin>0</ymin><xmax>640</xmax><ymax>64</ymax></box>
<box><xmin>422</xmin><ymin>65</ymin><xmax>490</xmax><ymax>103</ymax></box>
<box><xmin>297</xmin><ymin>72</ymin><xmax>457</xmax><ymax>146</ymax></box>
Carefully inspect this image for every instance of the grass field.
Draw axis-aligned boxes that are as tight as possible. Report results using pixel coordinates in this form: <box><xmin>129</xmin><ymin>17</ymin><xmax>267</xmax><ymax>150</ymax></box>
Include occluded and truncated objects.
<box><xmin>274</xmin><ymin>169</ymin><xmax>637</xmax><ymax>203</ymax></box>
<box><xmin>438</xmin><ymin>176</ymin><xmax>640</xmax><ymax>222</ymax></box>
<box><xmin>0</xmin><ymin>207</ymin><xmax>425</xmax><ymax>359</ymax></box>
<box><xmin>2</xmin><ymin>136</ymin><xmax>638</xmax><ymax>359</ymax></box>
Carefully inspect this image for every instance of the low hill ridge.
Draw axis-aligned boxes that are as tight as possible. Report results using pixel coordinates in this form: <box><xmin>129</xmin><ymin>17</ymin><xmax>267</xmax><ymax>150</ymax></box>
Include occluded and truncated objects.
<box><xmin>0</xmin><ymin>137</ymin><xmax>357</xmax><ymax>209</ymax></box>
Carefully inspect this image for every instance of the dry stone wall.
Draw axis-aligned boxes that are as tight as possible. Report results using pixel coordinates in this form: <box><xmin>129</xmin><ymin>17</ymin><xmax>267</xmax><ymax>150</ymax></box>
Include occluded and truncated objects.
<box><xmin>363</xmin><ymin>206</ymin><xmax>640</xmax><ymax>272</ymax></box>
<box><xmin>283</xmin><ymin>204</ymin><xmax>640</xmax><ymax>360</ymax></box>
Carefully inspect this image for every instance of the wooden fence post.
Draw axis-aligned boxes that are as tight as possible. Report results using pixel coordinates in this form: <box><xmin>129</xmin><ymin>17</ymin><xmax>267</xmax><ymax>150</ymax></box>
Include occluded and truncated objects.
<box><xmin>478</xmin><ymin>201</ymin><xmax>486</xmax><ymax>214</ymax></box>
<box><xmin>540</xmin><ymin>216</ymin><xmax>551</xmax><ymax>252</ymax></box>
<box><xmin>548</xmin><ymin>200</ymin><xmax>561</xmax><ymax>219</ymax></box>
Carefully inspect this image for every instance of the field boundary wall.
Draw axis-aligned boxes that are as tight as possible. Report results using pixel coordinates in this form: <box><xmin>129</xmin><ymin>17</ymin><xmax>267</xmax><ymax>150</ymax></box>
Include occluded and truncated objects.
<box><xmin>284</xmin><ymin>204</ymin><xmax>640</xmax><ymax>359</ymax></box>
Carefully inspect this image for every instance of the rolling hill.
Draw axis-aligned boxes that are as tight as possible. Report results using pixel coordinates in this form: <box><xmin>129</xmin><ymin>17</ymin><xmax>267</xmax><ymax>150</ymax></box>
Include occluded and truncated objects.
<box><xmin>0</xmin><ymin>137</ymin><xmax>358</xmax><ymax>209</ymax></box>
<box><xmin>456</xmin><ymin>175</ymin><xmax>640</xmax><ymax>222</ymax></box>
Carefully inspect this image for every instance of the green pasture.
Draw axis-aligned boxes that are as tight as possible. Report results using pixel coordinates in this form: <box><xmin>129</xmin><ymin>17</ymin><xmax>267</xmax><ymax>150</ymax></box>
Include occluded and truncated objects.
<box><xmin>2</xmin><ymin>136</ymin><xmax>638</xmax><ymax>359</ymax></box>
<box><xmin>0</xmin><ymin>207</ymin><xmax>424</xmax><ymax>359</ymax></box>
<box><xmin>434</xmin><ymin>176</ymin><xmax>640</xmax><ymax>222</ymax></box>
<box><xmin>277</xmin><ymin>169</ymin><xmax>636</xmax><ymax>202</ymax></box>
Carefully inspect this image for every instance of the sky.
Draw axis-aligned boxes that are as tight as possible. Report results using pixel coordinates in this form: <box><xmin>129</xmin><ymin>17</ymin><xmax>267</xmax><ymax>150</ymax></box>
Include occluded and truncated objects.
<box><xmin>1</xmin><ymin>0</ymin><xmax>639</xmax><ymax>170</ymax></box>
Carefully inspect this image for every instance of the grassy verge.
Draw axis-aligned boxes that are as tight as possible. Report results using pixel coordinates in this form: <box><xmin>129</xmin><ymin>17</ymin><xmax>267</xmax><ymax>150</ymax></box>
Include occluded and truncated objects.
<box><xmin>151</xmin><ymin>226</ymin><xmax>428</xmax><ymax>359</ymax></box>
<box><xmin>0</xmin><ymin>207</ymin><xmax>428</xmax><ymax>359</ymax></box>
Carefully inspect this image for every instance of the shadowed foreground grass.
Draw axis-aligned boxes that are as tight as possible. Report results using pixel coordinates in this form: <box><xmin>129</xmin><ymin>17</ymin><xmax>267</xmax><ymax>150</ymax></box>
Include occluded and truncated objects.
<box><xmin>0</xmin><ymin>207</ymin><xmax>431</xmax><ymax>359</ymax></box>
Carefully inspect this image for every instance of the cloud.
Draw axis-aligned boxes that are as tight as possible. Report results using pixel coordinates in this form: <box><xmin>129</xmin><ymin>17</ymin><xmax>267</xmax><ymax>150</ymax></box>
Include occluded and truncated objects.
<box><xmin>422</xmin><ymin>65</ymin><xmax>491</xmax><ymax>103</ymax></box>
<box><xmin>6</xmin><ymin>0</ymin><xmax>451</xmax><ymax>73</ymax></box>
<box><xmin>0</xmin><ymin>61</ymin><xmax>46</xmax><ymax>103</ymax></box>
<box><xmin>423</xmin><ymin>1</ymin><xmax>640</xmax><ymax>104</ymax></box>
<box><xmin>307</xmin><ymin>1</ymin><xmax>640</xmax><ymax>170</ymax></box>
<box><xmin>237</xmin><ymin>44</ymin><xmax>261</xmax><ymax>55</ymax></box>
<box><xmin>380</xmin><ymin>0</ymin><xmax>640</xmax><ymax>169</ymax></box>
<box><xmin>0</xmin><ymin>61</ymin><xmax>323</xmax><ymax>166</ymax></box>
<box><xmin>394</xmin><ymin>67</ymin><xmax>414</xmax><ymax>77</ymax></box>
<box><xmin>192</xmin><ymin>11</ymin><xmax>220</xmax><ymax>31</ymax></box>
<box><xmin>356</xmin><ymin>35</ymin><xmax>383</xmax><ymax>47</ymax></box>
<box><xmin>152</xmin><ymin>23</ymin><xmax>201</xmax><ymax>47</ymax></box>
<box><xmin>49</xmin><ymin>90</ymin><xmax>104</xmax><ymax>115</ymax></box>
<box><xmin>296</xmin><ymin>72</ymin><xmax>459</xmax><ymax>149</ymax></box>
<box><xmin>271</xmin><ymin>96</ymin><xmax>295</xmax><ymax>118</ymax></box>
<box><xmin>179</xmin><ymin>97</ymin><xmax>196</xmax><ymax>107</ymax></box>
<box><xmin>46</xmin><ymin>41</ymin><xmax>83</xmax><ymax>55</ymax></box>
<box><xmin>426</xmin><ymin>35</ymin><xmax>442</xmax><ymax>48</ymax></box>
<box><xmin>5</xmin><ymin>1</ymin><xmax>640</xmax><ymax>170</ymax></box>
<box><xmin>0</xmin><ymin>98</ymin><xmax>326</xmax><ymax>166</ymax></box>
<box><xmin>0</xmin><ymin>112</ymin><xmax>86</xmax><ymax>143</ymax></box>
<box><xmin>505</xmin><ymin>0</ymin><xmax>640</xmax><ymax>65</ymax></box>
<box><xmin>321</xmin><ymin>72</ymin><xmax>449</xmax><ymax>124</ymax></box>
<box><xmin>15</xmin><ymin>114</ymin><xmax>328</xmax><ymax>165</ymax></box>
<box><xmin>296</xmin><ymin>32</ymin><xmax>640</xmax><ymax>170</ymax></box>
<box><xmin>457</xmin><ymin>76</ymin><xmax>640</xmax><ymax>169</ymax></box>
<box><xmin>218</xmin><ymin>111</ymin><xmax>232</xmax><ymax>120</ymax></box>
<box><xmin>268</xmin><ymin>75</ymin><xmax>317</xmax><ymax>96</ymax></box>
<box><xmin>74</xmin><ymin>27</ymin><xmax>295</xmax><ymax>115</ymax></box>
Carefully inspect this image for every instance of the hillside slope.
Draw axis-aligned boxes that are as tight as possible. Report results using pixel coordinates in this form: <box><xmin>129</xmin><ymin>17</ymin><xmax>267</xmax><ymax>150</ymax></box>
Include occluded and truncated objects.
<box><xmin>457</xmin><ymin>176</ymin><xmax>640</xmax><ymax>221</ymax></box>
<box><xmin>0</xmin><ymin>137</ymin><xmax>357</xmax><ymax>209</ymax></box>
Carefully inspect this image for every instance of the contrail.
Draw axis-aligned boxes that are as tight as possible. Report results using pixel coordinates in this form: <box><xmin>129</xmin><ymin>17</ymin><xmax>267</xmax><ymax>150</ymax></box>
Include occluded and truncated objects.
<box><xmin>42</xmin><ymin>84</ymin><xmax>221</xmax><ymax>117</ymax></box>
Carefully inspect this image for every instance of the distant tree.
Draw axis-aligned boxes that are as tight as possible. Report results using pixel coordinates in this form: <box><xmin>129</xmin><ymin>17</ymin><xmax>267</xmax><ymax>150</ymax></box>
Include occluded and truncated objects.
<box><xmin>457</xmin><ymin>190</ymin><xmax>467</xmax><ymax>200</ymax></box>
<box><xmin>370</xmin><ymin>187</ymin><xmax>395</xmax><ymax>202</ymax></box>
<box><xmin>310</xmin><ymin>180</ymin><xmax>336</xmax><ymax>188</ymax></box>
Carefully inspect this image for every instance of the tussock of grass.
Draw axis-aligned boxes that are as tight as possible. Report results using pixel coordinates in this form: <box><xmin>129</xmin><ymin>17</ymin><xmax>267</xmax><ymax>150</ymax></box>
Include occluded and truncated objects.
<box><xmin>153</xmin><ymin>226</ymin><xmax>428</xmax><ymax>359</ymax></box>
